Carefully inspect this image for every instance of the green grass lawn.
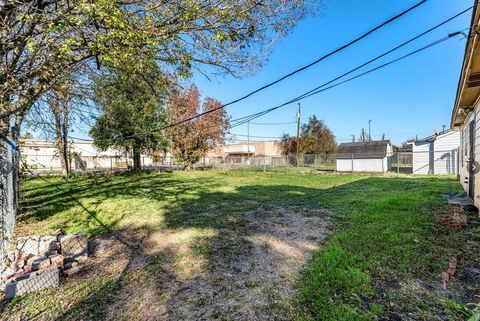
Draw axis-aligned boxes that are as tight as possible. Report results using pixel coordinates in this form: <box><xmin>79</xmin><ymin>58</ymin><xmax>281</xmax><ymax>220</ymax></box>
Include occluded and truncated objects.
<box><xmin>3</xmin><ymin>170</ymin><xmax>479</xmax><ymax>321</ymax></box>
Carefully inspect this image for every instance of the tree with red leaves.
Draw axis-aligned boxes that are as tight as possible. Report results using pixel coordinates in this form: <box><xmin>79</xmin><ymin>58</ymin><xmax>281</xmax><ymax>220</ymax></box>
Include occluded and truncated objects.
<box><xmin>278</xmin><ymin>116</ymin><xmax>336</xmax><ymax>155</ymax></box>
<box><xmin>167</xmin><ymin>84</ymin><xmax>229</xmax><ymax>170</ymax></box>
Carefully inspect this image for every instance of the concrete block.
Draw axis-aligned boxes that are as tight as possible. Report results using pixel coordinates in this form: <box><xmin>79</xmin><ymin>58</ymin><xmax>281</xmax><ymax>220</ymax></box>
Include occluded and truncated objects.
<box><xmin>63</xmin><ymin>266</ymin><xmax>82</xmax><ymax>276</ymax></box>
<box><xmin>60</xmin><ymin>232</ymin><xmax>88</xmax><ymax>262</ymax></box>
<box><xmin>2</xmin><ymin>267</ymin><xmax>15</xmax><ymax>279</ymax></box>
<box><xmin>49</xmin><ymin>255</ymin><xmax>64</xmax><ymax>269</ymax></box>
<box><xmin>64</xmin><ymin>261</ymin><xmax>78</xmax><ymax>270</ymax></box>
<box><xmin>16</xmin><ymin>235</ymin><xmax>58</xmax><ymax>256</ymax></box>
<box><xmin>31</xmin><ymin>256</ymin><xmax>50</xmax><ymax>271</ymax></box>
<box><xmin>5</xmin><ymin>267</ymin><xmax>59</xmax><ymax>298</ymax></box>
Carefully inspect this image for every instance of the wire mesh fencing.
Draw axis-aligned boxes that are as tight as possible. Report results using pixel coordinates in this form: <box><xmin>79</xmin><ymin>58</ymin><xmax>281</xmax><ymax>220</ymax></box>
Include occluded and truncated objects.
<box><xmin>209</xmin><ymin>150</ymin><xmax>459</xmax><ymax>175</ymax></box>
<box><xmin>19</xmin><ymin>149</ymin><xmax>460</xmax><ymax>176</ymax></box>
<box><xmin>0</xmin><ymin>136</ymin><xmax>18</xmax><ymax>270</ymax></box>
<box><xmin>209</xmin><ymin>154</ymin><xmax>337</xmax><ymax>172</ymax></box>
<box><xmin>21</xmin><ymin>154</ymin><xmax>184</xmax><ymax>175</ymax></box>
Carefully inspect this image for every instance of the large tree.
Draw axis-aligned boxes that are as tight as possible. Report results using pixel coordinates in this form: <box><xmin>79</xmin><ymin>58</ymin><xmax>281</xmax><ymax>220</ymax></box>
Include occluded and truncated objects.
<box><xmin>279</xmin><ymin>115</ymin><xmax>336</xmax><ymax>155</ymax></box>
<box><xmin>1</xmin><ymin>0</ymin><xmax>321</xmax><ymax>136</ymax></box>
<box><xmin>90</xmin><ymin>64</ymin><xmax>168</xmax><ymax>172</ymax></box>
<box><xmin>167</xmin><ymin>84</ymin><xmax>229</xmax><ymax>170</ymax></box>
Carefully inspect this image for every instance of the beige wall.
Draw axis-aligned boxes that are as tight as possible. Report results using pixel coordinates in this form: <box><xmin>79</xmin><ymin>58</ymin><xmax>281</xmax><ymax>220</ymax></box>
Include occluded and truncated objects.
<box><xmin>206</xmin><ymin>141</ymin><xmax>282</xmax><ymax>157</ymax></box>
<box><xmin>252</xmin><ymin>141</ymin><xmax>281</xmax><ymax>156</ymax></box>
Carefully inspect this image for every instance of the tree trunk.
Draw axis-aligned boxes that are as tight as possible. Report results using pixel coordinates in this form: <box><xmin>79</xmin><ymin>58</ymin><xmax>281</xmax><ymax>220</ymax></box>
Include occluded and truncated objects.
<box><xmin>11</xmin><ymin>115</ymin><xmax>24</xmax><ymax>213</ymax></box>
<box><xmin>50</xmin><ymin>95</ymin><xmax>70</xmax><ymax>176</ymax></box>
<box><xmin>132</xmin><ymin>145</ymin><xmax>141</xmax><ymax>172</ymax></box>
<box><xmin>182</xmin><ymin>150</ymin><xmax>191</xmax><ymax>170</ymax></box>
<box><xmin>62</xmin><ymin>104</ymin><xmax>70</xmax><ymax>174</ymax></box>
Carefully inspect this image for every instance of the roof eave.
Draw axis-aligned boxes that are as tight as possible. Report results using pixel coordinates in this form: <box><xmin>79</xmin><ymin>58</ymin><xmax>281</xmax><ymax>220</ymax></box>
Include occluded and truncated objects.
<box><xmin>451</xmin><ymin>2</ymin><xmax>480</xmax><ymax>128</ymax></box>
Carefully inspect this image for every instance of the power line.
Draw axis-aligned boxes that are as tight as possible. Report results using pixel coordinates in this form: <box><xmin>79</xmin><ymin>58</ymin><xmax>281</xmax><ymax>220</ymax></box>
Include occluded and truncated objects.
<box><xmin>62</xmin><ymin>5</ymin><xmax>470</xmax><ymax>145</ymax></box>
<box><xmin>249</xmin><ymin>121</ymin><xmax>296</xmax><ymax>126</ymax></box>
<box><xmin>217</xmin><ymin>5</ymin><xmax>475</xmax><ymax>129</ymax></box>
<box><xmin>286</xmin><ymin>5</ymin><xmax>474</xmax><ymax>104</ymax></box>
<box><xmin>224</xmin><ymin>29</ymin><xmax>466</xmax><ymax>129</ymax></box>
<box><xmin>84</xmin><ymin>28</ymin><xmax>465</xmax><ymax>146</ymax></box>
<box><xmin>228</xmin><ymin>133</ymin><xmax>282</xmax><ymax>139</ymax></box>
<box><xmin>158</xmin><ymin>0</ymin><xmax>428</xmax><ymax>131</ymax></box>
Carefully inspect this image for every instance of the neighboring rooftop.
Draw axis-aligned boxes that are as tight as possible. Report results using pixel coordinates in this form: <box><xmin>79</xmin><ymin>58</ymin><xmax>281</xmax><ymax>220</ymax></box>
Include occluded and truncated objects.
<box><xmin>414</xmin><ymin>129</ymin><xmax>455</xmax><ymax>143</ymax></box>
<box><xmin>336</xmin><ymin>140</ymin><xmax>391</xmax><ymax>159</ymax></box>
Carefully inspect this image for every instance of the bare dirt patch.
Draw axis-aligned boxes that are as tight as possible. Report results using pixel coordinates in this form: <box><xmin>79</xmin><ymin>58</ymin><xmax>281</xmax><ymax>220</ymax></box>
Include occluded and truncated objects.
<box><xmin>0</xmin><ymin>206</ymin><xmax>332</xmax><ymax>321</ymax></box>
<box><xmin>107</xmin><ymin>206</ymin><xmax>332</xmax><ymax>321</ymax></box>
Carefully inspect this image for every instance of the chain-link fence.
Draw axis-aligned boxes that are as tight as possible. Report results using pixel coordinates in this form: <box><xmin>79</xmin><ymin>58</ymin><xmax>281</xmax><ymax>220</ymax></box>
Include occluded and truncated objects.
<box><xmin>22</xmin><ymin>154</ymin><xmax>184</xmax><ymax>175</ymax></box>
<box><xmin>20</xmin><ymin>150</ymin><xmax>460</xmax><ymax>176</ymax></box>
<box><xmin>0</xmin><ymin>136</ymin><xmax>18</xmax><ymax>269</ymax></box>
<box><xmin>209</xmin><ymin>150</ymin><xmax>458</xmax><ymax>175</ymax></box>
<box><xmin>209</xmin><ymin>154</ymin><xmax>337</xmax><ymax>172</ymax></box>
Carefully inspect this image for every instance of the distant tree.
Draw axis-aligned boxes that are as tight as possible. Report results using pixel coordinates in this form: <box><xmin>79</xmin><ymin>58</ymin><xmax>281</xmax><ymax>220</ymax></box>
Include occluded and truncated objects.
<box><xmin>48</xmin><ymin>88</ymin><xmax>71</xmax><ymax>176</ymax></box>
<box><xmin>90</xmin><ymin>64</ymin><xmax>168</xmax><ymax>172</ymax></box>
<box><xmin>167</xmin><ymin>84</ymin><xmax>229</xmax><ymax>170</ymax></box>
<box><xmin>20</xmin><ymin>133</ymin><xmax>33</xmax><ymax>140</ymax></box>
<box><xmin>23</xmin><ymin>72</ymin><xmax>95</xmax><ymax>176</ymax></box>
<box><xmin>278</xmin><ymin>133</ymin><xmax>298</xmax><ymax>156</ymax></box>
<box><xmin>278</xmin><ymin>116</ymin><xmax>336</xmax><ymax>155</ymax></box>
<box><xmin>399</xmin><ymin>138</ymin><xmax>415</xmax><ymax>152</ymax></box>
<box><xmin>299</xmin><ymin>116</ymin><xmax>336</xmax><ymax>154</ymax></box>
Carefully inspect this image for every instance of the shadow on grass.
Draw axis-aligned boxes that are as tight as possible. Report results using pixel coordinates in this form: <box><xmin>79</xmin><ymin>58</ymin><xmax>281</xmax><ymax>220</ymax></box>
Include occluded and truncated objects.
<box><xmin>4</xmin><ymin>173</ymin><xmax>474</xmax><ymax>321</ymax></box>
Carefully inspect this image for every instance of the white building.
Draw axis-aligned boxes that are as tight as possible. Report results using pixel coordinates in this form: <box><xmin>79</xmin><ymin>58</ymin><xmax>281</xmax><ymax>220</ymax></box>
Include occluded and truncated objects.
<box><xmin>409</xmin><ymin>130</ymin><xmax>460</xmax><ymax>175</ymax></box>
<box><xmin>20</xmin><ymin>139</ymin><xmax>158</xmax><ymax>173</ymax></box>
<box><xmin>336</xmin><ymin>140</ymin><xmax>393</xmax><ymax>173</ymax></box>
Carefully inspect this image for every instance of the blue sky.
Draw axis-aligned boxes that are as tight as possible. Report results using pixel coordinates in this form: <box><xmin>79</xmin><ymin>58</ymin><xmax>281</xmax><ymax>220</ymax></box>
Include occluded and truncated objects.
<box><xmin>192</xmin><ymin>0</ymin><xmax>473</xmax><ymax>145</ymax></box>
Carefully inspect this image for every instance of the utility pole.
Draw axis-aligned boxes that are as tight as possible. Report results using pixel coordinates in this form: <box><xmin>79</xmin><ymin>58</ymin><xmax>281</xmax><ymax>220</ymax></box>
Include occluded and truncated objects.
<box><xmin>296</xmin><ymin>102</ymin><xmax>301</xmax><ymax>155</ymax></box>
<box><xmin>368</xmin><ymin>119</ymin><xmax>372</xmax><ymax>142</ymax></box>
<box><xmin>296</xmin><ymin>102</ymin><xmax>301</xmax><ymax>167</ymax></box>
<box><xmin>247</xmin><ymin>120</ymin><xmax>250</xmax><ymax>157</ymax></box>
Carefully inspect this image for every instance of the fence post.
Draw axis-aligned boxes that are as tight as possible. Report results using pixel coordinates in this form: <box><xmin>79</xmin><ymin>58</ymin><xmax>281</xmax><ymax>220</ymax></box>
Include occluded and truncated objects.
<box><xmin>397</xmin><ymin>153</ymin><xmax>400</xmax><ymax>174</ymax></box>
<box><xmin>351</xmin><ymin>153</ymin><xmax>354</xmax><ymax>173</ymax></box>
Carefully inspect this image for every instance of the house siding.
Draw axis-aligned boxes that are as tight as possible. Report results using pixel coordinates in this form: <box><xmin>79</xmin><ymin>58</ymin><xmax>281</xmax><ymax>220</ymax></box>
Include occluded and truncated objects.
<box><xmin>433</xmin><ymin>131</ymin><xmax>459</xmax><ymax>175</ymax></box>
<box><xmin>458</xmin><ymin>102</ymin><xmax>480</xmax><ymax>205</ymax></box>
<box><xmin>412</xmin><ymin>141</ymin><xmax>432</xmax><ymax>174</ymax></box>
<box><xmin>412</xmin><ymin>131</ymin><xmax>459</xmax><ymax>175</ymax></box>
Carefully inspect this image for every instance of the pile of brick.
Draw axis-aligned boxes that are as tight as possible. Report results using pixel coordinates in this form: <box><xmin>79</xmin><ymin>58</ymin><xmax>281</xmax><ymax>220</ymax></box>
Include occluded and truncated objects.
<box><xmin>439</xmin><ymin>206</ymin><xmax>468</xmax><ymax>230</ymax></box>
<box><xmin>1</xmin><ymin>231</ymin><xmax>88</xmax><ymax>298</ymax></box>
<box><xmin>441</xmin><ymin>256</ymin><xmax>458</xmax><ymax>290</ymax></box>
